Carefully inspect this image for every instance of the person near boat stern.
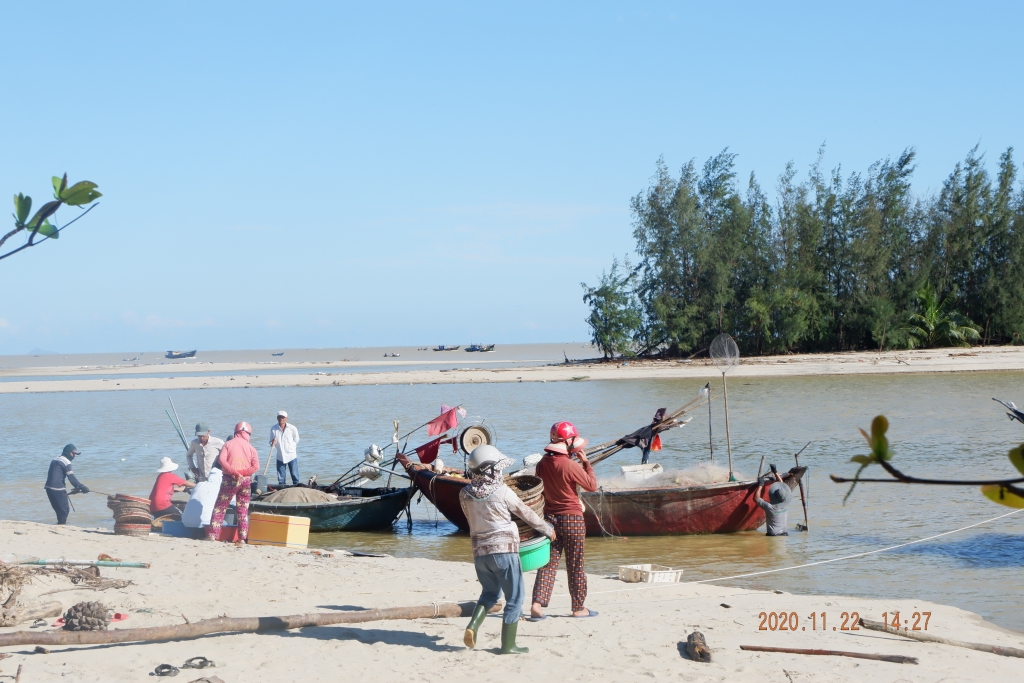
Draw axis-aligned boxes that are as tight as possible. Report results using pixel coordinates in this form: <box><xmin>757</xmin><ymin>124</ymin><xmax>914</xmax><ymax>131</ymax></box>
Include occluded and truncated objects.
<box><xmin>207</xmin><ymin>421</ymin><xmax>260</xmax><ymax>544</ymax></box>
<box><xmin>185</xmin><ymin>422</ymin><xmax>225</xmax><ymax>482</ymax></box>
<box><xmin>460</xmin><ymin>445</ymin><xmax>555</xmax><ymax>655</ymax></box>
<box><xmin>150</xmin><ymin>457</ymin><xmax>195</xmax><ymax>519</ymax></box>
<box><xmin>44</xmin><ymin>444</ymin><xmax>90</xmax><ymax>525</ymax></box>
<box><xmin>754</xmin><ymin>464</ymin><xmax>790</xmax><ymax>536</ymax></box>
<box><xmin>530</xmin><ymin>422</ymin><xmax>599</xmax><ymax>619</ymax></box>
<box><xmin>270</xmin><ymin>410</ymin><xmax>300</xmax><ymax>486</ymax></box>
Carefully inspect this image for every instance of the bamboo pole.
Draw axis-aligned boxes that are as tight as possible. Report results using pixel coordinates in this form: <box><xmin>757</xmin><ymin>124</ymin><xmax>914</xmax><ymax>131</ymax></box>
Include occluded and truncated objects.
<box><xmin>0</xmin><ymin>601</ymin><xmax>496</xmax><ymax>648</ymax></box>
<box><xmin>722</xmin><ymin>373</ymin><xmax>734</xmax><ymax>480</ymax></box>
<box><xmin>859</xmin><ymin>618</ymin><xmax>1024</xmax><ymax>658</ymax></box>
<box><xmin>19</xmin><ymin>560</ymin><xmax>150</xmax><ymax>569</ymax></box>
<box><xmin>739</xmin><ymin>644</ymin><xmax>917</xmax><ymax>664</ymax></box>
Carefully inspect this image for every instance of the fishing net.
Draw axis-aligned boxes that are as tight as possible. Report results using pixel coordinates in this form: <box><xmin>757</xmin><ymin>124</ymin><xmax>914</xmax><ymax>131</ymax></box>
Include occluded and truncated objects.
<box><xmin>709</xmin><ymin>333</ymin><xmax>740</xmax><ymax>373</ymax></box>
<box><xmin>598</xmin><ymin>463</ymin><xmax>744</xmax><ymax>490</ymax></box>
<box><xmin>259</xmin><ymin>488</ymin><xmax>337</xmax><ymax>504</ymax></box>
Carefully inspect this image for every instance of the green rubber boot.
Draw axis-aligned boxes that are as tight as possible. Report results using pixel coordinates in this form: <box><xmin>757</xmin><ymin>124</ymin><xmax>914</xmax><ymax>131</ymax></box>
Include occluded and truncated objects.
<box><xmin>500</xmin><ymin>621</ymin><xmax>529</xmax><ymax>654</ymax></box>
<box><xmin>463</xmin><ymin>603</ymin><xmax>488</xmax><ymax>649</ymax></box>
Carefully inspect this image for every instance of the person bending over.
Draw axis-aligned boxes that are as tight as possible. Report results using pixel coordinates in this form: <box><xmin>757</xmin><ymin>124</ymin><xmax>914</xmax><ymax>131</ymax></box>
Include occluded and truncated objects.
<box><xmin>754</xmin><ymin>464</ymin><xmax>791</xmax><ymax>536</ymax></box>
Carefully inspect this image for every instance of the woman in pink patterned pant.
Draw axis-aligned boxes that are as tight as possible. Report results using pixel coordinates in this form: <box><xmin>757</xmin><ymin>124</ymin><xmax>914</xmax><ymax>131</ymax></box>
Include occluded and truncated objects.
<box><xmin>206</xmin><ymin>421</ymin><xmax>259</xmax><ymax>544</ymax></box>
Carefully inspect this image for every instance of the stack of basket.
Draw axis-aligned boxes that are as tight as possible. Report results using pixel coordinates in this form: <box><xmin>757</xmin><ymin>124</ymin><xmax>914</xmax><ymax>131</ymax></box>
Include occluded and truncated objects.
<box><xmin>107</xmin><ymin>494</ymin><xmax>152</xmax><ymax>537</ymax></box>
<box><xmin>504</xmin><ymin>475</ymin><xmax>545</xmax><ymax>541</ymax></box>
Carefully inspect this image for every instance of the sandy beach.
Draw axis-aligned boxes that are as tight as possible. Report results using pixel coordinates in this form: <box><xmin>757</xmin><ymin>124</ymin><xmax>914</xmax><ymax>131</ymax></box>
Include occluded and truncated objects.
<box><xmin>2</xmin><ymin>345</ymin><xmax>1024</xmax><ymax>393</ymax></box>
<box><xmin>1</xmin><ymin>520</ymin><xmax>1021</xmax><ymax>682</ymax></box>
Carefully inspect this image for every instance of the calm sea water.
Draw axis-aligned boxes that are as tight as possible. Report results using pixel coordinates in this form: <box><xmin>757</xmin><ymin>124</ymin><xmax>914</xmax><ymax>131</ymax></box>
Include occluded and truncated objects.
<box><xmin>3</xmin><ymin>370</ymin><xmax>1024</xmax><ymax>631</ymax></box>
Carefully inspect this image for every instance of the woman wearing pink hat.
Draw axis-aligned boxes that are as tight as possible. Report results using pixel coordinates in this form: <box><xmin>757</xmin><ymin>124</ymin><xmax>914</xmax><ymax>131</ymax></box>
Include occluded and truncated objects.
<box><xmin>206</xmin><ymin>421</ymin><xmax>260</xmax><ymax>544</ymax></box>
<box><xmin>529</xmin><ymin>421</ymin><xmax>599</xmax><ymax>620</ymax></box>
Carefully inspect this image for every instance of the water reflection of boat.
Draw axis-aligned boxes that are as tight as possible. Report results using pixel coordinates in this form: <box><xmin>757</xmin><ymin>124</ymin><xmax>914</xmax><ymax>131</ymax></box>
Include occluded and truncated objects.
<box><xmin>465</xmin><ymin>344</ymin><xmax>495</xmax><ymax>352</ymax></box>
<box><xmin>165</xmin><ymin>350</ymin><xmax>197</xmax><ymax>359</ymax></box>
<box><xmin>433</xmin><ymin>345</ymin><xmax>460</xmax><ymax>351</ymax></box>
<box><xmin>250</xmin><ymin>485</ymin><xmax>414</xmax><ymax>532</ymax></box>
<box><xmin>396</xmin><ymin>453</ymin><xmax>803</xmax><ymax>536</ymax></box>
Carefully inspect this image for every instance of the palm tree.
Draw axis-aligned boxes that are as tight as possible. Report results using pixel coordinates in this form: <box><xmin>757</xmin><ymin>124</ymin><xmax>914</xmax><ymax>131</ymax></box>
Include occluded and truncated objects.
<box><xmin>905</xmin><ymin>283</ymin><xmax>981</xmax><ymax>349</ymax></box>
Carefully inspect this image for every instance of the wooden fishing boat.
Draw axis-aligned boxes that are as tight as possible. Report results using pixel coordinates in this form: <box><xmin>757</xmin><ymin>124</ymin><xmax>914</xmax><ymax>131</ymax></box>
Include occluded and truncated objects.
<box><xmin>581</xmin><ymin>468</ymin><xmax>806</xmax><ymax>536</ymax></box>
<box><xmin>165</xmin><ymin>350</ymin><xmax>197</xmax><ymax>359</ymax></box>
<box><xmin>250</xmin><ymin>485</ymin><xmax>414</xmax><ymax>532</ymax></box>
<box><xmin>396</xmin><ymin>453</ymin><xmax>805</xmax><ymax>536</ymax></box>
<box><xmin>395</xmin><ymin>454</ymin><xmax>472</xmax><ymax>531</ymax></box>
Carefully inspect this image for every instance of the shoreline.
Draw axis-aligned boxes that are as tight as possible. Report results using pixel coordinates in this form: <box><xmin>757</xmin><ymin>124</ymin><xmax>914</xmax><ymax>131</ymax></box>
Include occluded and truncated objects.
<box><xmin>2</xmin><ymin>345</ymin><xmax>1024</xmax><ymax>393</ymax></box>
<box><xmin>1</xmin><ymin>520</ymin><xmax>1022</xmax><ymax>681</ymax></box>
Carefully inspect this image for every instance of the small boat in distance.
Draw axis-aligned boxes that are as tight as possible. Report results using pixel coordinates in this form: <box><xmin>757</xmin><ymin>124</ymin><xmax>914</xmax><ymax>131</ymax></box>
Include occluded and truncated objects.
<box><xmin>433</xmin><ymin>345</ymin><xmax>460</xmax><ymax>351</ymax></box>
<box><xmin>165</xmin><ymin>350</ymin><xmax>197</xmax><ymax>359</ymax></box>
<box><xmin>465</xmin><ymin>344</ymin><xmax>495</xmax><ymax>352</ymax></box>
<box><xmin>272</xmin><ymin>352</ymin><xmax>285</xmax><ymax>356</ymax></box>
<box><xmin>383</xmin><ymin>352</ymin><xmax>401</xmax><ymax>357</ymax></box>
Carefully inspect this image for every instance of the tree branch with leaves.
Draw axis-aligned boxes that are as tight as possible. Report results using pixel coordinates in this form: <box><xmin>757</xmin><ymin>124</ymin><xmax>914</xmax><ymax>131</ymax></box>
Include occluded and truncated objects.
<box><xmin>831</xmin><ymin>415</ymin><xmax>1024</xmax><ymax>507</ymax></box>
<box><xmin>2</xmin><ymin>174</ymin><xmax>101</xmax><ymax>262</ymax></box>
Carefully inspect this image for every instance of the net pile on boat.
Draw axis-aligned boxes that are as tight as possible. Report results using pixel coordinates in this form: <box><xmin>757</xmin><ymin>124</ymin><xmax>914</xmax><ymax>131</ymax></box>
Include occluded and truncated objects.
<box><xmin>599</xmin><ymin>462</ymin><xmax>745</xmax><ymax>490</ymax></box>
<box><xmin>258</xmin><ymin>488</ymin><xmax>338</xmax><ymax>504</ymax></box>
<box><xmin>107</xmin><ymin>494</ymin><xmax>153</xmax><ymax>536</ymax></box>
<box><xmin>504</xmin><ymin>475</ymin><xmax>544</xmax><ymax>541</ymax></box>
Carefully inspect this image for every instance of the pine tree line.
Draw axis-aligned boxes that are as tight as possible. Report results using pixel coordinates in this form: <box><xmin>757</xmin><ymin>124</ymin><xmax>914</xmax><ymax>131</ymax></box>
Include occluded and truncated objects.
<box><xmin>582</xmin><ymin>146</ymin><xmax>1024</xmax><ymax>357</ymax></box>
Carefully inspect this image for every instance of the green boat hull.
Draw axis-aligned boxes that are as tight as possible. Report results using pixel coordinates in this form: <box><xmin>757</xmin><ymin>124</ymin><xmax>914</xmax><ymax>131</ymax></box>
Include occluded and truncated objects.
<box><xmin>250</xmin><ymin>486</ymin><xmax>414</xmax><ymax>532</ymax></box>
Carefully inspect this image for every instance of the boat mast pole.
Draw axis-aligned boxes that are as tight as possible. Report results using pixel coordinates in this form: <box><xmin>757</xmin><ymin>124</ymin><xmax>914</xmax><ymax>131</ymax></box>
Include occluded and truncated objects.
<box><xmin>705</xmin><ymin>383</ymin><xmax>714</xmax><ymax>462</ymax></box>
<box><xmin>722</xmin><ymin>372</ymin><xmax>734</xmax><ymax>481</ymax></box>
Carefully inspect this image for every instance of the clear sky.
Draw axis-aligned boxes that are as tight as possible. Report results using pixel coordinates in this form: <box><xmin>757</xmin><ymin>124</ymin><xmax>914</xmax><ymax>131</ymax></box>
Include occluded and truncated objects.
<box><xmin>1</xmin><ymin>2</ymin><xmax>1020</xmax><ymax>354</ymax></box>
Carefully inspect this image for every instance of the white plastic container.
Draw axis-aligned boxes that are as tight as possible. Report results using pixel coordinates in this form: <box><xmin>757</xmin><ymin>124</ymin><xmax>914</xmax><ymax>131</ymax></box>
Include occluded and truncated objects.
<box><xmin>619</xmin><ymin>463</ymin><xmax>664</xmax><ymax>484</ymax></box>
<box><xmin>618</xmin><ymin>563</ymin><xmax>684</xmax><ymax>583</ymax></box>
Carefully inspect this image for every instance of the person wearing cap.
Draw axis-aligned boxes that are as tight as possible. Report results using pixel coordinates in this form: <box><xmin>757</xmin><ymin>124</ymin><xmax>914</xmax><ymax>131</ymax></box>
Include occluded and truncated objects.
<box><xmin>185</xmin><ymin>422</ymin><xmax>225</xmax><ymax>482</ymax></box>
<box><xmin>150</xmin><ymin>457</ymin><xmax>195</xmax><ymax>518</ymax></box>
<box><xmin>44</xmin><ymin>444</ymin><xmax>90</xmax><ymax>525</ymax></box>
<box><xmin>530</xmin><ymin>422</ymin><xmax>599</xmax><ymax>620</ymax></box>
<box><xmin>459</xmin><ymin>445</ymin><xmax>555</xmax><ymax>655</ymax></box>
<box><xmin>269</xmin><ymin>410</ymin><xmax>300</xmax><ymax>486</ymax></box>
<box><xmin>754</xmin><ymin>464</ymin><xmax>791</xmax><ymax>536</ymax></box>
<box><xmin>207</xmin><ymin>421</ymin><xmax>260</xmax><ymax>544</ymax></box>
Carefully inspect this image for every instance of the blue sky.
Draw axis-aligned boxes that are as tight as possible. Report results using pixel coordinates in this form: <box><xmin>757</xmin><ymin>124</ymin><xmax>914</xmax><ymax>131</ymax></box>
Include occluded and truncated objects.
<box><xmin>1</xmin><ymin>2</ymin><xmax>1020</xmax><ymax>354</ymax></box>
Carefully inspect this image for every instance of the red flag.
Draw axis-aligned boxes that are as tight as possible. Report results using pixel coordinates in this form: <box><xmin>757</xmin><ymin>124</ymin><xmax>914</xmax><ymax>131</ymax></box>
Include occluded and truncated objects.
<box><xmin>426</xmin><ymin>408</ymin><xmax>459</xmax><ymax>436</ymax></box>
<box><xmin>415</xmin><ymin>438</ymin><xmax>442</xmax><ymax>464</ymax></box>
<box><xmin>651</xmin><ymin>434</ymin><xmax>662</xmax><ymax>452</ymax></box>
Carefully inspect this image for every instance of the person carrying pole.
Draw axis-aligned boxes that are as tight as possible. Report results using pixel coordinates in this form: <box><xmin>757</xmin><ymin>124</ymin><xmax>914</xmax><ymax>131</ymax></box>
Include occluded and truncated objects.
<box><xmin>460</xmin><ymin>445</ymin><xmax>554</xmax><ymax>654</ymax></box>
<box><xmin>43</xmin><ymin>444</ymin><xmax>90</xmax><ymax>525</ymax></box>
<box><xmin>530</xmin><ymin>422</ymin><xmax>599</xmax><ymax>620</ymax></box>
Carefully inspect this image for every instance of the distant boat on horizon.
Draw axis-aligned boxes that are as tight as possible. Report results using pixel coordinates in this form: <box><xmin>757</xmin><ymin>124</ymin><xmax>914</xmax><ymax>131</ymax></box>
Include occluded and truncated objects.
<box><xmin>433</xmin><ymin>345</ymin><xmax>460</xmax><ymax>351</ymax></box>
<box><xmin>465</xmin><ymin>343</ymin><xmax>495</xmax><ymax>352</ymax></box>
<box><xmin>272</xmin><ymin>352</ymin><xmax>285</xmax><ymax>356</ymax></box>
<box><xmin>165</xmin><ymin>350</ymin><xmax>197</xmax><ymax>359</ymax></box>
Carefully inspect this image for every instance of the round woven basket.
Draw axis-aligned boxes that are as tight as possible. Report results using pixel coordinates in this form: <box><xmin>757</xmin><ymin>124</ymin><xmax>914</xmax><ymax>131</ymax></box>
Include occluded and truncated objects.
<box><xmin>113</xmin><ymin>523</ymin><xmax>152</xmax><ymax>537</ymax></box>
<box><xmin>114</xmin><ymin>513</ymin><xmax>152</xmax><ymax>525</ymax></box>
<box><xmin>151</xmin><ymin>514</ymin><xmax>179</xmax><ymax>530</ymax></box>
<box><xmin>115</xmin><ymin>494</ymin><xmax>150</xmax><ymax>505</ymax></box>
<box><xmin>505</xmin><ymin>475</ymin><xmax>545</xmax><ymax>541</ymax></box>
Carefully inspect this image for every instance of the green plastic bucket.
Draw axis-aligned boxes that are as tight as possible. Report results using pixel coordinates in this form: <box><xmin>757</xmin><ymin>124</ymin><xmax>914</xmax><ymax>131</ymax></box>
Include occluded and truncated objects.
<box><xmin>519</xmin><ymin>536</ymin><xmax>551</xmax><ymax>572</ymax></box>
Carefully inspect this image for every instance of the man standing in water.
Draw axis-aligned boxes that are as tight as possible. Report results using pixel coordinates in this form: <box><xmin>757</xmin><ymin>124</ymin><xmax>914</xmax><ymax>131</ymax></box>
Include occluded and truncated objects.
<box><xmin>44</xmin><ymin>444</ymin><xmax>90</xmax><ymax>525</ymax></box>
<box><xmin>754</xmin><ymin>463</ymin><xmax>790</xmax><ymax>536</ymax></box>
<box><xmin>186</xmin><ymin>422</ymin><xmax>225</xmax><ymax>482</ymax></box>
<box><xmin>530</xmin><ymin>422</ymin><xmax>599</xmax><ymax>619</ymax></box>
<box><xmin>270</xmin><ymin>410</ymin><xmax>300</xmax><ymax>486</ymax></box>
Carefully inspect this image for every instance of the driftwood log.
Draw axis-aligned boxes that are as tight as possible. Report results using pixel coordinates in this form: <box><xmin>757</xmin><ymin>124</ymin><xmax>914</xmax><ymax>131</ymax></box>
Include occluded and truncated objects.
<box><xmin>0</xmin><ymin>600</ymin><xmax>63</xmax><ymax>628</ymax></box>
<box><xmin>686</xmin><ymin>631</ymin><xmax>711</xmax><ymax>662</ymax></box>
<box><xmin>740</xmin><ymin>645</ymin><xmax>918</xmax><ymax>664</ymax></box>
<box><xmin>859</xmin><ymin>618</ymin><xmax>1024</xmax><ymax>659</ymax></box>
<box><xmin>0</xmin><ymin>601</ymin><xmax>496</xmax><ymax>648</ymax></box>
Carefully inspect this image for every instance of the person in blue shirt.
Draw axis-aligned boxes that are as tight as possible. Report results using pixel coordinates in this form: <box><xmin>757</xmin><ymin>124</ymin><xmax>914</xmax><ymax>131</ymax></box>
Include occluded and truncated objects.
<box><xmin>44</xmin><ymin>444</ymin><xmax>90</xmax><ymax>525</ymax></box>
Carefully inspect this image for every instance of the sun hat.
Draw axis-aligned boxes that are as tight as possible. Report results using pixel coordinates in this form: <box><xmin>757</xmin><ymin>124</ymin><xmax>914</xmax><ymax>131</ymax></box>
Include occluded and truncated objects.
<box><xmin>194</xmin><ymin>422</ymin><xmax>209</xmax><ymax>436</ymax></box>
<box><xmin>157</xmin><ymin>457</ymin><xmax>178</xmax><ymax>473</ymax></box>
<box><xmin>277</xmin><ymin>411</ymin><xmax>288</xmax><ymax>418</ymax></box>
<box><xmin>768</xmin><ymin>481</ymin><xmax>791</xmax><ymax>505</ymax></box>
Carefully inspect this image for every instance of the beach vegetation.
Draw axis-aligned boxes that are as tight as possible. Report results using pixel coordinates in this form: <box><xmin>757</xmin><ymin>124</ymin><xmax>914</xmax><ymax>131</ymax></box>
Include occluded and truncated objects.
<box><xmin>581</xmin><ymin>257</ymin><xmax>642</xmax><ymax>358</ymax></box>
<box><xmin>587</xmin><ymin>146</ymin><xmax>1024</xmax><ymax>355</ymax></box>
<box><xmin>2</xmin><ymin>174</ymin><xmax>101</xmax><ymax>262</ymax></box>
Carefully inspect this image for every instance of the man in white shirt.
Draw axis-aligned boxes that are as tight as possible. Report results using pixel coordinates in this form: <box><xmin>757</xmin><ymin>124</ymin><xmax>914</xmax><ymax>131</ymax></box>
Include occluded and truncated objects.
<box><xmin>182</xmin><ymin>461</ymin><xmax>224</xmax><ymax>528</ymax></box>
<box><xmin>270</xmin><ymin>410</ymin><xmax>300</xmax><ymax>486</ymax></box>
<box><xmin>186</xmin><ymin>422</ymin><xmax>226</xmax><ymax>482</ymax></box>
